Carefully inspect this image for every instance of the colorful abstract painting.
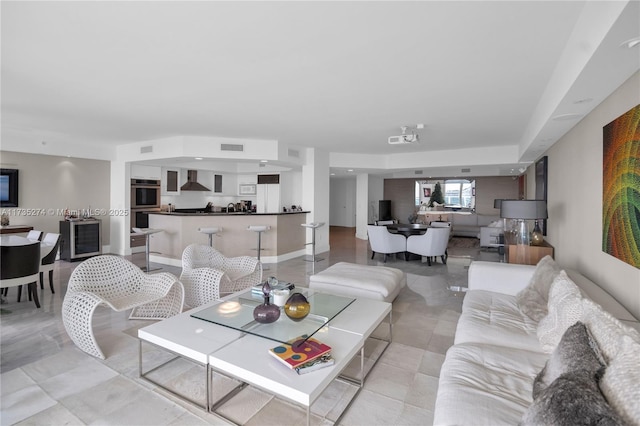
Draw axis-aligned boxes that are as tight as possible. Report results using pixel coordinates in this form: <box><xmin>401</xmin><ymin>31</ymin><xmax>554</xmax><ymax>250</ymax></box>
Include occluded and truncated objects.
<box><xmin>602</xmin><ymin>104</ymin><xmax>640</xmax><ymax>268</ymax></box>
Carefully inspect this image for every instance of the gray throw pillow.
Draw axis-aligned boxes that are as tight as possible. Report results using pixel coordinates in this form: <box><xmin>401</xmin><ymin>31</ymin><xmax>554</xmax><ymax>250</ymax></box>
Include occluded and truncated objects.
<box><xmin>516</xmin><ymin>255</ymin><xmax>561</xmax><ymax>322</ymax></box>
<box><xmin>522</xmin><ymin>369</ymin><xmax>624</xmax><ymax>426</ymax></box>
<box><xmin>533</xmin><ymin>321</ymin><xmax>603</xmax><ymax>398</ymax></box>
<box><xmin>522</xmin><ymin>322</ymin><xmax>623</xmax><ymax>426</ymax></box>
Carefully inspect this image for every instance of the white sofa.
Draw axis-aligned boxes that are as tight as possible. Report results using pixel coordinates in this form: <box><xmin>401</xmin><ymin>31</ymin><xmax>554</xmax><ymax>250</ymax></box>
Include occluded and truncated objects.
<box><xmin>433</xmin><ymin>258</ymin><xmax>640</xmax><ymax>425</ymax></box>
<box><xmin>449</xmin><ymin>213</ymin><xmax>500</xmax><ymax>238</ymax></box>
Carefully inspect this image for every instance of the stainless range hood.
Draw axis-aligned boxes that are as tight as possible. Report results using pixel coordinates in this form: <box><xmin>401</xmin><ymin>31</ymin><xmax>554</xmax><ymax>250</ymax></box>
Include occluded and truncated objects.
<box><xmin>180</xmin><ymin>170</ymin><xmax>211</xmax><ymax>191</ymax></box>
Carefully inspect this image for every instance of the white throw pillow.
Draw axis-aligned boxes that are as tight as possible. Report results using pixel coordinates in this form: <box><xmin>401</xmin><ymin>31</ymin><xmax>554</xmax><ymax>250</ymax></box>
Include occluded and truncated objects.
<box><xmin>581</xmin><ymin>298</ymin><xmax>640</xmax><ymax>363</ymax></box>
<box><xmin>600</xmin><ymin>335</ymin><xmax>640</xmax><ymax>425</ymax></box>
<box><xmin>536</xmin><ymin>271</ymin><xmax>583</xmax><ymax>353</ymax></box>
<box><xmin>516</xmin><ymin>255</ymin><xmax>561</xmax><ymax>322</ymax></box>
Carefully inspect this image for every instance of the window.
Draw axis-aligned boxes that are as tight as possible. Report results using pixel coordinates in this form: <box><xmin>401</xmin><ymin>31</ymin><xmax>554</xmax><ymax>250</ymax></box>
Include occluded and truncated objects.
<box><xmin>444</xmin><ymin>180</ymin><xmax>474</xmax><ymax>207</ymax></box>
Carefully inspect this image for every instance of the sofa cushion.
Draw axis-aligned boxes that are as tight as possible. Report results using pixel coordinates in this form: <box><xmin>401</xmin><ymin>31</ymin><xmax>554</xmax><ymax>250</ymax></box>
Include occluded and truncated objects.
<box><xmin>536</xmin><ymin>271</ymin><xmax>584</xmax><ymax>353</ymax></box>
<box><xmin>515</xmin><ymin>255</ymin><xmax>561</xmax><ymax>322</ymax></box>
<box><xmin>600</xmin><ymin>335</ymin><xmax>640</xmax><ymax>425</ymax></box>
<box><xmin>455</xmin><ymin>290</ymin><xmax>541</xmax><ymax>352</ymax></box>
<box><xmin>434</xmin><ymin>342</ymin><xmax>548</xmax><ymax>426</ymax></box>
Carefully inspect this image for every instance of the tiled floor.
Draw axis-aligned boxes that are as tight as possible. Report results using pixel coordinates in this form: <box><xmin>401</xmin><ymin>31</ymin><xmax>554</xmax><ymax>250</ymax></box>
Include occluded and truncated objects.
<box><xmin>0</xmin><ymin>227</ymin><xmax>501</xmax><ymax>425</ymax></box>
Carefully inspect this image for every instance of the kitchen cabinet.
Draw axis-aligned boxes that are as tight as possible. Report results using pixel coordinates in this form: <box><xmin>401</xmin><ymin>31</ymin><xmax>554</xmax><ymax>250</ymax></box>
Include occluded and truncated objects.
<box><xmin>131</xmin><ymin>164</ymin><xmax>161</xmax><ymax>180</ymax></box>
<box><xmin>162</xmin><ymin>168</ymin><xmax>180</xmax><ymax>195</ymax></box>
<box><xmin>257</xmin><ymin>183</ymin><xmax>281</xmax><ymax>213</ymax></box>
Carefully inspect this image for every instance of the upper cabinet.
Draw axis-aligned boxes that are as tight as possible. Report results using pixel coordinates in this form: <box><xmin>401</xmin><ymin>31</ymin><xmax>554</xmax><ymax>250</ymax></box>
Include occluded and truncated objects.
<box><xmin>162</xmin><ymin>168</ymin><xmax>181</xmax><ymax>195</ymax></box>
<box><xmin>131</xmin><ymin>164</ymin><xmax>161</xmax><ymax>180</ymax></box>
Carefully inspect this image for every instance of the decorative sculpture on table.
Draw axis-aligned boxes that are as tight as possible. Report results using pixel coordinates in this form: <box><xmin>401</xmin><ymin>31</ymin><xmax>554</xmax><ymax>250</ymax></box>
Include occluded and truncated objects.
<box><xmin>284</xmin><ymin>292</ymin><xmax>311</xmax><ymax>321</ymax></box>
<box><xmin>253</xmin><ymin>280</ymin><xmax>280</xmax><ymax>323</ymax></box>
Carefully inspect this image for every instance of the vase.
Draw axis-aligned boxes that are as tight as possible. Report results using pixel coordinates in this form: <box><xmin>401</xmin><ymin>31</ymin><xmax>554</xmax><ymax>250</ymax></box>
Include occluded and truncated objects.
<box><xmin>253</xmin><ymin>281</ymin><xmax>280</xmax><ymax>323</ymax></box>
<box><xmin>284</xmin><ymin>292</ymin><xmax>310</xmax><ymax>321</ymax></box>
<box><xmin>531</xmin><ymin>220</ymin><xmax>544</xmax><ymax>246</ymax></box>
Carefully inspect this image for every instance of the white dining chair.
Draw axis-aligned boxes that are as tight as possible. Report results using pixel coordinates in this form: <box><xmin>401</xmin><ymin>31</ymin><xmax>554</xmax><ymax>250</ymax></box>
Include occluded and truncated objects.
<box><xmin>367</xmin><ymin>224</ymin><xmax>407</xmax><ymax>262</ymax></box>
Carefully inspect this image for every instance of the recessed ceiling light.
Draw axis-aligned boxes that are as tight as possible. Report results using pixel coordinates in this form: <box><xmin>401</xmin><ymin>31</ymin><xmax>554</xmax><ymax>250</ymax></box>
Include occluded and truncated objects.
<box><xmin>552</xmin><ymin>113</ymin><xmax>583</xmax><ymax>121</ymax></box>
<box><xmin>621</xmin><ymin>36</ymin><xmax>640</xmax><ymax>48</ymax></box>
<box><xmin>330</xmin><ymin>173</ymin><xmax>336</xmax><ymax>176</ymax></box>
<box><xmin>195</xmin><ymin>157</ymin><xmax>203</xmax><ymax>160</ymax></box>
<box><xmin>260</xmin><ymin>160</ymin><xmax>268</xmax><ymax>163</ymax></box>
<box><xmin>347</xmin><ymin>169</ymin><xmax>354</xmax><ymax>172</ymax></box>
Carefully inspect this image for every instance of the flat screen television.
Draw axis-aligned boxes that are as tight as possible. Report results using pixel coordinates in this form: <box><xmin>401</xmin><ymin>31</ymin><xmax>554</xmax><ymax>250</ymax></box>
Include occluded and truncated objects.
<box><xmin>0</xmin><ymin>168</ymin><xmax>19</xmax><ymax>207</ymax></box>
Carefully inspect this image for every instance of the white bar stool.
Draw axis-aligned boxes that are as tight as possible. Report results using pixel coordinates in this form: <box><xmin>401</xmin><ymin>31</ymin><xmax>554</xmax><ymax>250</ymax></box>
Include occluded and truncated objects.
<box><xmin>301</xmin><ymin>222</ymin><xmax>325</xmax><ymax>273</ymax></box>
<box><xmin>247</xmin><ymin>225</ymin><xmax>271</xmax><ymax>270</ymax></box>
<box><xmin>199</xmin><ymin>227</ymin><xmax>222</xmax><ymax>248</ymax></box>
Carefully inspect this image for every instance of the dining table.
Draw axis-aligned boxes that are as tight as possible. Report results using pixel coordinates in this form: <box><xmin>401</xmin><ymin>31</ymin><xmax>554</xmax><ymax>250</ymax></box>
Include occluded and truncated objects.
<box><xmin>385</xmin><ymin>223</ymin><xmax>429</xmax><ymax>237</ymax></box>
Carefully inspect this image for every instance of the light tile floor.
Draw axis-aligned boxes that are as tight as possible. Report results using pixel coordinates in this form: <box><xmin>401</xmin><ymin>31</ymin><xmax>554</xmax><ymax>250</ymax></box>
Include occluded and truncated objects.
<box><xmin>1</xmin><ymin>227</ymin><xmax>501</xmax><ymax>425</ymax></box>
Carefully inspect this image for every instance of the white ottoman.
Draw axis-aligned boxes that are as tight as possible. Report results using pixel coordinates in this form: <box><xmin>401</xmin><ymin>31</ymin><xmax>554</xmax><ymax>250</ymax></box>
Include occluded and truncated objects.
<box><xmin>309</xmin><ymin>262</ymin><xmax>406</xmax><ymax>303</ymax></box>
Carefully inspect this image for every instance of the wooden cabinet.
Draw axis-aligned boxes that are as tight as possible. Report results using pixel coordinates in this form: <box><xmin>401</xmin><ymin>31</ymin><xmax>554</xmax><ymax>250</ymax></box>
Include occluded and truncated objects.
<box><xmin>507</xmin><ymin>241</ymin><xmax>554</xmax><ymax>265</ymax></box>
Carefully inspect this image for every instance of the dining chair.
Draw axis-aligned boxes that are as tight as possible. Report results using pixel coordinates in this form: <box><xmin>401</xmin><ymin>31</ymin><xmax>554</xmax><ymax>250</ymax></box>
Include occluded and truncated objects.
<box><xmin>26</xmin><ymin>230</ymin><xmax>43</xmax><ymax>241</ymax></box>
<box><xmin>40</xmin><ymin>233</ymin><xmax>61</xmax><ymax>293</ymax></box>
<box><xmin>406</xmin><ymin>226</ymin><xmax>451</xmax><ymax>266</ymax></box>
<box><xmin>367</xmin><ymin>224</ymin><xmax>407</xmax><ymax>262</ymax></box>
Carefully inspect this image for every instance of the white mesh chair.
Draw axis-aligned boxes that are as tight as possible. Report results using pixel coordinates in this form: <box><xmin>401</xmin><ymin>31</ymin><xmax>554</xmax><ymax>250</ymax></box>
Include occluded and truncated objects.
<box><xmin>62</xmin><ymin>255</ymin><xmax>184</xmax><ymax>359</ymax></box>
<box><xmin>180</xmin><ymin>244</ymin><xmax>262</xmax><ymax>308</ymax></box>
<box><xmin>406</xmin><ymin>227</ymin><xmax>451</xmax><ymax>266</ymax></box>
<box><xmin>367</xmin><ymin>224</ymin><xmax>407</xmax><ymax>262</ymax></box>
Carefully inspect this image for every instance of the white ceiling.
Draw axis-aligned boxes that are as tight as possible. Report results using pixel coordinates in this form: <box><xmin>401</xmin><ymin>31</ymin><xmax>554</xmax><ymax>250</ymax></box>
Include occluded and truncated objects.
<box><xmin>2</xmin><ymin>1</ymin><xmax>639</xmax><ymax>178</ymax></box>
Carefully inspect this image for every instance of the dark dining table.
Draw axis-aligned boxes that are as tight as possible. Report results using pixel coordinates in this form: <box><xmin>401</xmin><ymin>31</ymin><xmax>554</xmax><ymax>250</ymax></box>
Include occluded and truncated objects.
<box><xmin>385</xmin><ymin>223</ymin><xmax>429</xmax><ymax>237</ymax></box>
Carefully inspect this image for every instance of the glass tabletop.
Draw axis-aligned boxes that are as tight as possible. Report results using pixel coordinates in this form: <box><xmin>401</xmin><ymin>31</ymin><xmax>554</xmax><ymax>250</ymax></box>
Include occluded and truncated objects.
<box><xmin>190</xmin><ymin>288</ymin><xmax>355</xmax><ymax>345</ymax></box>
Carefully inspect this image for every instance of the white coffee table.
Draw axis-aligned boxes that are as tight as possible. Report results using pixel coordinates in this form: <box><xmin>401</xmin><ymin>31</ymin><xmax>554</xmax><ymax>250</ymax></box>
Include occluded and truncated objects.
<box><xmin>138</xmin><ymin>290</ymin><xmax>391</xmax><ymax>425</ymax></box>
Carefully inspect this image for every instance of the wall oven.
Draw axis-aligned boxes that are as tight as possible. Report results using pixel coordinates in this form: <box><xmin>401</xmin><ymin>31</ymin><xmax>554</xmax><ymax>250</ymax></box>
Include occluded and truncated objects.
<box><xmin>131</xmin><ymin>179</ymin><xmax>161</xmax><ymax>209</ymax></box>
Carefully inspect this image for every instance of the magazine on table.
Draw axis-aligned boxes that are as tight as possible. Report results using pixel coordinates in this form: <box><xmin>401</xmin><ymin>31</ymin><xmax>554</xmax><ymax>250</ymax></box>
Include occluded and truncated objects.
<box><xmin>295</xmin><ymin>354</ymin><xmax>335</xmax><ymax>375</ymax></box>
<box><xmin>268</xmin><ymin>335</ymin><xmax>332</xmax><ymax>369</ymax></box>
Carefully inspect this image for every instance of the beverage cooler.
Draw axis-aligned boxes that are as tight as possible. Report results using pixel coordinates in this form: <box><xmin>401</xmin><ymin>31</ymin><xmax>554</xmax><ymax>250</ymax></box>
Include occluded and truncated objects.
<box><xmin>60</xmin><ymin>219</ymin><xmax>102</xmax><ymax>261</ymax></box>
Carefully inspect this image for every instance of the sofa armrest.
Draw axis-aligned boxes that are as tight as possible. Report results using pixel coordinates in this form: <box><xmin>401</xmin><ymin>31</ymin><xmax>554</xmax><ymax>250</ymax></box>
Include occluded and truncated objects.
<box><xmin>468</xmin><ymin>261</ymin><xmax>535</xmax><ymax>296</ymax></box>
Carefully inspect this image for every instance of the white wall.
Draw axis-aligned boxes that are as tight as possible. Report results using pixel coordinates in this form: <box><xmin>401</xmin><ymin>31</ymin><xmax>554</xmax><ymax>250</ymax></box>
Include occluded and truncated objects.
<box><xmin>544</xmin><ymin>70</ymin><xmax>639</xmax><ymax>319</ymax></box>
<box><xmin>0</xmin><ymin>151</ymin><xmax>112</xmax><ymax>247</ymax></box>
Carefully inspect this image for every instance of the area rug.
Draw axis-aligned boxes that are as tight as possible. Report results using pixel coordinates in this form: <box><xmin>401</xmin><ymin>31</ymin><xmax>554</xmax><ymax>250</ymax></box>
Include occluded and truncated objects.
<box><xmin>448</xmin><ymin>237</ymin><xmax>480</xmax><ymax>249</ymax></box>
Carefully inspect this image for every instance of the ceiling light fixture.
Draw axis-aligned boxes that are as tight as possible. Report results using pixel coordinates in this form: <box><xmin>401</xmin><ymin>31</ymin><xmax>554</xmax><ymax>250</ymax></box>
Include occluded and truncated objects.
<box><xmin>621</xmin><ymin>36</ymin><xmax>640</xmax><ymax>48</ymax></box>
<box><xmin>260</xmin><ymin>160</ymin><xmax>268</xmax><ymax>163</ymax></box>
<box><xmin>195</xmin><ymin>157</ymin><xmax>203</xmax><ymax>160</ymax></box>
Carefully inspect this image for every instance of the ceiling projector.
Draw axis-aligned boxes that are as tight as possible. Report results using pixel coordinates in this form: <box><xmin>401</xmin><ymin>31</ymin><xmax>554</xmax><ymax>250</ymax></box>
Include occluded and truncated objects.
<box><xmin>388</xmin><ymin>133</ymin><xmax>419</xmax><ymax>145</ymax></box>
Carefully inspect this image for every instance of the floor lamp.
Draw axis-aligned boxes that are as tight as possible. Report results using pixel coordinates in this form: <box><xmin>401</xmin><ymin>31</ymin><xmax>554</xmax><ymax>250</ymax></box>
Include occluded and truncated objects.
<box><xmin>500</xmin><ymin>200</ymin><xmax>548</xmax><ymax>246</ymax></box>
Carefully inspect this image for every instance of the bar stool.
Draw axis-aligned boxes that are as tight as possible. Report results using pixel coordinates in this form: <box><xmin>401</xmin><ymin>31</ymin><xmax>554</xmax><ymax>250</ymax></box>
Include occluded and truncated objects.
<box><xmin>301</xmin><ymin>222</ymin><xmax>325</xmax><ymax>273</ymax></box>
<box><xmin>247</xmin><ymin>225</ymin><xmax>271</xmax><ymax>270</ymax></box>
<box><xmin>199</xmin><ymin>227</ymin><xmax>222</xmax><ymax>248</ymax></box>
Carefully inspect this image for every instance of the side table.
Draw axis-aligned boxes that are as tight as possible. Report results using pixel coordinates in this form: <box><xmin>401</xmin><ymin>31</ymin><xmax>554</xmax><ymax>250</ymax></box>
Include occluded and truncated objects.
<box><xmin>506</xmin><ymin>241</ymin><xmax>554</xmax><ymax>265</ymax></box>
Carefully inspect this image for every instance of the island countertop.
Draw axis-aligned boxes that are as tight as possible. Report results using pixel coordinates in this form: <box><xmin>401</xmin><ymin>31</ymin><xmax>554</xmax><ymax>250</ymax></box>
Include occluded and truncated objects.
<box><xmin>147</xmin><ymin>210</ymin><xmax>309</xmax><ymax>265</ymax></box>
<box><xmin>149</xmin><ymin>211</ymin><xmax>310</xmax><ymax>217</ymax></box>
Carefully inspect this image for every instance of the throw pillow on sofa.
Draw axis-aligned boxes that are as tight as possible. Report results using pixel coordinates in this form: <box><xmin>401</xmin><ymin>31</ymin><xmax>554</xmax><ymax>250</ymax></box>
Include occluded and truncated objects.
<box><xmin>599</xmin><ymin>335</ymin><xmax>640</xmax><ymax>425</ymax></box>
<box><xmin>516</xmin><ymin>255</ymin><xmax>561</xmax><ymax>322</ymax></box>
<box><xmin>522</xmin><ymin>322</ymin><xmax>623</xmax><ymax>426</ymax></box>
<box><xmin>532</xmin><ymin>321</ymin><xmax>604</xmax><ymax>398</ymax></box>
<box><xmin>536</xmin><ymin>271</ymin><xmax>583</xmax><ymax>353</ymax></box>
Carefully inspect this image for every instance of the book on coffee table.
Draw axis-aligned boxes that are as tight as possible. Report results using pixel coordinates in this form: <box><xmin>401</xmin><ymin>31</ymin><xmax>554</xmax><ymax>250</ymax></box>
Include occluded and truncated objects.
<box><xmin>295</xmin><ymin>354</ymin><xmax>335</xmax><ymax>375</ymax></box>
<box><xmin>269</xmin><ymin>335</ymin><xmax>332</xmax><ymax>369</ymax></box>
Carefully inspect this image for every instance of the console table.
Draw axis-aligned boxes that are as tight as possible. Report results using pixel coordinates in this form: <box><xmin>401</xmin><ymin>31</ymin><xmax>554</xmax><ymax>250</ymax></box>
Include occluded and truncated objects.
<box><xmin>507</xmin><ymin>241</ymin><xmax>554</xmax><ymax>265</ymax></box>
<box><xmin>0</xmin><ymin>225</ymin><xmax>33</xmax><ymax>235</ymax></box>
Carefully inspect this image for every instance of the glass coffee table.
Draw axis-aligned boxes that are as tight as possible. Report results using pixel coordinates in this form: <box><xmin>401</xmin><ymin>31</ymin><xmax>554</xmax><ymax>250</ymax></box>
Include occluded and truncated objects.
<box><xmin>190</xmin><ymin>289</ymin><xmax>355</xmax><ymax>345</ymax></box>
<box><xmin>139</xmin><ymin>287</ymin><xmax>391</xmax><ymax>426</ymax></box>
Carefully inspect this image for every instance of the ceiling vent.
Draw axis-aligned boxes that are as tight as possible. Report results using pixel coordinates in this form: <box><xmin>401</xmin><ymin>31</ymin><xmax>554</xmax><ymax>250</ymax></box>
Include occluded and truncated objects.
<box><xmin>180</xmin><ymin>170</ymin><xmax>211</xmax><ymax>191</ymax></box>
<box><xmin>414</xmin><ymin>170</ymin><xmax>423</xmax><ymax>175</ymax></box>
<box><xmin>140</xmin><ymin>145</ymin><xmax>153</xmax><ymax>154</ymax></box>
<box><xmin>288</xmin><ymin>148</ymin><xmax>300</xmax><ymax>158</ymax></box>
<box><xmin>221</xmin><ymin>143</ymin><xmax>244</xmax><ymax>152</ymax></box>
<box><xmin>461</xmin><ymin>168</ymin><xmax>471</xmax><ymax>173</ymax></box>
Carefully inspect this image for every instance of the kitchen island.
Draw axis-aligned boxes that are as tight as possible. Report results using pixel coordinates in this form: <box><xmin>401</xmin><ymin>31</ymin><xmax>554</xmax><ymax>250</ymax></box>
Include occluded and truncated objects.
<box><xmin>147</xmin><ymin>211</ymin><xmax>309</xmax><ymax>266</ymax></box>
